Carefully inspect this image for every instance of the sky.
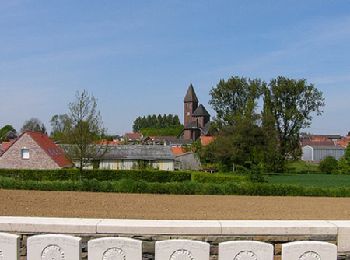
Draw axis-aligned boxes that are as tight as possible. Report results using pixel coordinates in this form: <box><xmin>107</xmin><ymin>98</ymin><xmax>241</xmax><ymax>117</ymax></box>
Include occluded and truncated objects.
<box><xmin>0</xmin><ymin>0</ymin><xmax>350</xmax><ymax>135</ymax></box>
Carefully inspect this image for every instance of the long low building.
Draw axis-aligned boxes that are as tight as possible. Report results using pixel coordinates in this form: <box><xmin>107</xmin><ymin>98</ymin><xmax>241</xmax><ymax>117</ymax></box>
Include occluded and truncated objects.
<box><xmin>301</xmin><ymin>145</ymin><xmax>345</xmax><ymax>162</ymax></box>
<box><xmin>99</xmin><ymin>145</ymin><xmax>175</xmax><ymax>171</ymax></box>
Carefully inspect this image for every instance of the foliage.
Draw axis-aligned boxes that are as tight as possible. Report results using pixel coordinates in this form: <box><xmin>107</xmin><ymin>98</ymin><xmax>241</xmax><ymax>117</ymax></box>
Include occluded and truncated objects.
<box><xmin>0</xmin><ymin>169</ymin><xmax>193</xmax><ymax>182</ymax></box>
<box><xmin>319</xmin><ymin>156</ymin><xmax>338</xmax><ymax>174</ymax></box>
<box><xmin>21</xmin><ymin>118</ymin><xmax>46</xmax><ymax>133</ymax></box>
<box><xmin>133</xmin><ymin>114</ymin><xmax>181</xmax><ymax>132</ymax></box>
<box><xmin>205</xmin><ymin>76</ymin><xmax>266</xmax><ymax>171</ymax></box>
<box><xmin>63</xmin><ymin>90</ymin><xmax>107</xmax><ymax>172</ymax></box>
<box><xmin>140</xmin><ymin>126</ymin><xmax>184</xmax><ymax>137</ymax></box>
<box><xmin>285</xmin><ymin>160</ymin><xmax>320</xmax><ymax>174</ymax></box>
<box><xmin>50</xmin><ymin>114</ymin><xmax>72</xmax><ymax>142</ymax></box>
<box><xmin>268</xmin><ymin>77</ymin><xmax>325</xmax><ymax>161</ymax></box>
<box><xmin>0</xmin><ymin>125</ymin><xmax>17</xmax><ymax>142</ymax></box>
<box><xmin>209</xmin><ymin>76</ymin><xmax>263</xmax><ymax>126</ymax></box>
<box><xmin>3</xmin><ymin>175</ymin><xmax>350</xmax><ymax>197</ymax></box>
<box><xmin>267</xmin><ymin>173</ymin><xmax>350</xmax><ymax>188</ymax></box>
<box><xmin>206</xmin><ymin>75</ymin><xmax>325</xmax><ymax>173</ymax></box>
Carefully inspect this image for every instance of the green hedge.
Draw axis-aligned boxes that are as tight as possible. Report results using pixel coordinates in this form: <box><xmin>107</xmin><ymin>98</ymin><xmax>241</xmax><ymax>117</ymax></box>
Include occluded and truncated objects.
<box><xmin>1</xmin><ymin>176</ymin><xmax>350</xmax><ymax>197</ymax></box>
<box><xmin>0</xmin><ymin>169</ymin><xmax>192</xmax><ymax>183</ymax></box>
<box><xmin>0</xmin><ymin>169</ymin><xmax>248</xmax><ymax>184</ymax></box>
<box><xmin>191</xmin><ymin>172</ymin><xmax>248</xmax><ymax>184</ymax></box>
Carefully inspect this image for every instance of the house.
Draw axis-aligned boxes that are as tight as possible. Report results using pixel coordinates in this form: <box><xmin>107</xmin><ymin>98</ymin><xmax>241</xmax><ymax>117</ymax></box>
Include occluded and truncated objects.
<box><xmin>0</xmin><ymin>131</ymin><xmax>72</xmax><ymax>169</ymax></box>
<box><xmin>124</xmin><ymin>132</ymin><xmax>143</xmax><ymax>144</ymax></box>
<box><xmin>301</xmin><ymin>145</ymin><xmax>345</xmax><ymax>162</ymax></box>
<box><xmin>98</xmin><ymin>145</ymin><xmax>175</xmax><ymax>171</ymax></box>
<box><xmin>182</xmin><ymin>84</ymin><xmax>211</xmax><ymax>141</ymax></box>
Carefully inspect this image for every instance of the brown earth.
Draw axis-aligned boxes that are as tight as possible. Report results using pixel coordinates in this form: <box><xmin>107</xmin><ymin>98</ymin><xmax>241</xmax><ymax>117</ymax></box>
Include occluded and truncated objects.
<box><xmin>1</xmin><ymin>189</ymin><xmax>350</xmax><ymax>220</ymax></box>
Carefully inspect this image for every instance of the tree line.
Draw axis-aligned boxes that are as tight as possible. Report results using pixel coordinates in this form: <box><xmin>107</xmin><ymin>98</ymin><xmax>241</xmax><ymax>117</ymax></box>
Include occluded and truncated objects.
<box><xmin>133</xmin><ymin>114</ymin><xmax>181</xmax><ymax>132</ymax></box>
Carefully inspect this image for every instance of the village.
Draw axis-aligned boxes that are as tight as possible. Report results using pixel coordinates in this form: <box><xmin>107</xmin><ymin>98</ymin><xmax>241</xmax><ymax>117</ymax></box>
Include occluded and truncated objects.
<box><xmin>0</xmin><ymin>84</ymin><xmax>349</xmax><ymax>172</ymax></box>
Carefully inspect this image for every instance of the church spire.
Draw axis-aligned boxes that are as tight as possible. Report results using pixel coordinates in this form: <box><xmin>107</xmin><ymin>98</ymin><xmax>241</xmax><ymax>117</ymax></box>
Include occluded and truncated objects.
<box><xmin>184</xmin><ymin>84</ymin><xmax>198</xmax><ymax>103</ymax></box>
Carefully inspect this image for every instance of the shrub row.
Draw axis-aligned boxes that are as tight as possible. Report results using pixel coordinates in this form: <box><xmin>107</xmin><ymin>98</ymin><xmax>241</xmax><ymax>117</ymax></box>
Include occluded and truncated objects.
<box><xmin>1</xmin><ymin>176</ymin><xmax>350</xmax><ymax>197</ymax></box>
<box><xmin>0</xmin><ymin>169</ymin><xmax>192</xmax><ymax>182</ymax></box>
<box><xmin>0</xmin><ymin>169</ymin><xmax>247</xmax><ymax>184</ymax></box>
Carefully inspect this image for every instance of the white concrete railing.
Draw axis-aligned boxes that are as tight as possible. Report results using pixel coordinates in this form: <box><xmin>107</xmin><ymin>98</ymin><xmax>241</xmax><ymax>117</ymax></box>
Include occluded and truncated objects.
<box><xmin>0</xmin><ymin>217</ymin><xmax>349</xmax><ymax>259</ymax></box>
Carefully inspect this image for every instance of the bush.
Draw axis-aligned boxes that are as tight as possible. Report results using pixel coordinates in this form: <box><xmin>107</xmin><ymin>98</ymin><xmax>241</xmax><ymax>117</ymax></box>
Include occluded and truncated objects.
<box><xmin>319</xmin><ymin>156</ymin><xmax>338</xmax><ymax>174</ymax></box>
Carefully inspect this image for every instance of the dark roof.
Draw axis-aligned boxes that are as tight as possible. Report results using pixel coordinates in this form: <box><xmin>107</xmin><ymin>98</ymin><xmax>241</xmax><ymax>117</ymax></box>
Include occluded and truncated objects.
<box><xmin>184</xmin><ymin>84</ymin><xmax>198</xmax><ymax>103</ymax></box>
<box><xmin>192</xmin><ymin>104</ymin><xmax>210</xmax><ymax>117</ymax></box>
<box><xmin>102</xmin><ymin>145</ymin><xmax>175</xmax><ymax>161</ymax></box>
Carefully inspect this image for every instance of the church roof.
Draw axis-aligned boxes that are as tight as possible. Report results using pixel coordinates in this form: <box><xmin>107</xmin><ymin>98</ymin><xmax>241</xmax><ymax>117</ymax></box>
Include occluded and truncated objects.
<box><xmin>184</xmin><ymin>84</ymin><xmax>198</xmax><ymax>103</ymax></box>
<box><xmin>192</xmin><ymin>104</ymin><xmax>210</xmax><ymax>117</ymax></box>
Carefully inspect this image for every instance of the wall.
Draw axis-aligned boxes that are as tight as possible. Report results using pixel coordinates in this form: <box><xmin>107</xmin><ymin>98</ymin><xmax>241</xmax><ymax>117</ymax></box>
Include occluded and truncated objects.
<box><xmin>1</xmin><ymin>217</ymin><xmax>350</xmax><ymax>259</ymax></box>
<box><xmin>0</xmin><ymin>133</ymin><xmax>59</xmax><ymax>169</ymax></box>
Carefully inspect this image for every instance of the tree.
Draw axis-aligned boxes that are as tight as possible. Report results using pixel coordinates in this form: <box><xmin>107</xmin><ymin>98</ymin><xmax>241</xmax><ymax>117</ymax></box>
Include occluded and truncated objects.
<box><xmin>209</xmin><ymin>76</ymin><xmax>263</xmax><ymax>127</ymax></box>
<box><xmin>21</xmin><ymin>118</ymin><xmax>46</xmax><ymax>133</ymax></box>
<box><xmin>261</xmin><ymin>87</ymin><xmax>284</xmax><ymax>172</ymax></box>
<box><xmin>50</xmin><ymin>114</ymin><xmax>72</xmax><ymax>142</ymax></box>
<box><xmin>0</xmin><ymin>125</ymin><xmax>17</xmax><ymax>142</ymax></box>
<box><xmin>205</xmin><ymin>76</ymin><xmax>265</xmax><ymax>171</ymax></box>
<box><xmin>268</xmin><ymin>77</ymin><xmax>325</xmax><ymax>161</ymax></box>
<box><xmin>64</xmin><ymin>90</ymin><xmax>107</xmax><ymax>172</ymax></box>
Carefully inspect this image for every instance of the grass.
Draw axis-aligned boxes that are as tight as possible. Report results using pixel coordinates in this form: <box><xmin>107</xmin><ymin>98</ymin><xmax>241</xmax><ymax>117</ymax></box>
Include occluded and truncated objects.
<box><xmin>285</xmin><ymin>160</ymin><xmax>320</xmax><ymax>173</ymax></box>
<box><xmin>267</xmin><ymin>173</ymin><xmax>350</xmax><ymax>188</ymax></box>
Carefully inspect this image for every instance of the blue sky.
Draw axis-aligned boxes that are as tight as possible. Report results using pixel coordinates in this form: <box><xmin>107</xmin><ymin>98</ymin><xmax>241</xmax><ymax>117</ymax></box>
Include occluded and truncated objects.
<box><xmin>0</xmin><ymin>0</ymin><xmax>350</xmax><ymax>135</ymax></box>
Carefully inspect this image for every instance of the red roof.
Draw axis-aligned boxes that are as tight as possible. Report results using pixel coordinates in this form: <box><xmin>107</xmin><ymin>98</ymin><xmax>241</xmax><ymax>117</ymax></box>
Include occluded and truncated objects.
<box><xmin>1</xmin><ymin>141</ymin><xmax>15</xmax><ymax>153</ymax></box>
<box><xmin>125</xmin><ymin>132</ymin><xmax>142</xmax><ymax>141</ymax></box>
<box><xmin>171</xmin><ymin>146</ymin><xmax>187</xmax><ymax>155</ymax></box>
<box><xmin>26</xmin><ymin>132</ymin><xmax>72</xmax><ymax>168</ymax></box>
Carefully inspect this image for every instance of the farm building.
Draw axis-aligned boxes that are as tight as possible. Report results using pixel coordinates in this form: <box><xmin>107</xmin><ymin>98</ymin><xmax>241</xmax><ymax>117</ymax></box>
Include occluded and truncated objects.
<box><xmin>98</xmin><ymin>145</ymin><xmax>175</xmax><ymax>171</ymax></box>
<box><xmin>301</xmin><ymin>145</ymin><xmax>345</xmax><ymax>162</ymax></box>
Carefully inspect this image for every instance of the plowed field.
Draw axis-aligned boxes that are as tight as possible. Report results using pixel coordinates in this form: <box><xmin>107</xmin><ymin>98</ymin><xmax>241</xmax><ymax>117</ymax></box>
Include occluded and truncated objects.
<box><xmin>1</xmin><ymin>189</ymin><xmax>350</xmax><ymax>219</ymax></box>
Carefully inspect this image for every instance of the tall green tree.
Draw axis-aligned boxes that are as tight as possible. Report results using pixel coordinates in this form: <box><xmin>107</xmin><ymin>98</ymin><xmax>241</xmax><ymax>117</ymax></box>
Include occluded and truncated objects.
<box><xmin>205</xmin><ymin>76</ymin><xmax>265</xmax><ymax>170</ymax></box>
<box><xmin>268</xmin><ymin>77</ymin><xmax>325</xmax><ymax>161</ymax></box>
<box><xmin>209</xmin><ymin>76</ymin><xmax>263</xmax><ymax>127</ymax></box>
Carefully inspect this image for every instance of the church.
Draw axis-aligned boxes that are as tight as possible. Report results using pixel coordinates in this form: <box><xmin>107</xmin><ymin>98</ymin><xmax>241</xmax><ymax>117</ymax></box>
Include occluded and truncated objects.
<box><xmin>182</xmin><ymin>84</ymin><xmax>211</xmax><ymax>141</ymax></box>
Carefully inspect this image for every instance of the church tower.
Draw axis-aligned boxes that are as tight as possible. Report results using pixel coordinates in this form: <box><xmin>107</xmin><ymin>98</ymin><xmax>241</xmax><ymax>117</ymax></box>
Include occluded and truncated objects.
<box><xmin>184</xmin><ymin>84</ymin><xmax>198</xmax><ymax>127</ymax></box>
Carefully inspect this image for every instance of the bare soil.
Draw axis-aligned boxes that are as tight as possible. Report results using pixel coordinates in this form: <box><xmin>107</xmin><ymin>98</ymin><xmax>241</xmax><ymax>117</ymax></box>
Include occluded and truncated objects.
<box><xmin>1</xmin><ymin>189</ymin><xmax>350</xmax><ymax>219</ymax></box>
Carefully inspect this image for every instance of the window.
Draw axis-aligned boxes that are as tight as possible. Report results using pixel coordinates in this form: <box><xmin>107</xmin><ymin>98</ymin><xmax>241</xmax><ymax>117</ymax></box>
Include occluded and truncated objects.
<box><xmin>21</xmin><ymin>148</ymin><xmax>30</xmax><ymax>159</ymax></box>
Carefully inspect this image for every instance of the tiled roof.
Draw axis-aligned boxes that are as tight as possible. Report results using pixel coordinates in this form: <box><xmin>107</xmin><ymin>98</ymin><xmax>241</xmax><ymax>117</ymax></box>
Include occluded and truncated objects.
<box><xmin>26</xmin><ymin>132</ymin><xmax>72</xmax><ymax>168</ymax></box>
<box><xmin>184</xmin><ymin>84</ymin><xmax>198</xmax><ymax>103</ymax></box>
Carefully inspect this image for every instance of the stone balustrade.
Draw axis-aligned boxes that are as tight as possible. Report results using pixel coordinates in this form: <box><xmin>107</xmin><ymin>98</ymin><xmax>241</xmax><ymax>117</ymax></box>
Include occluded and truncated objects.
<box><xmin>0</xmin><ymin>217</ymin><xmax>350</xmax><ymax>259</ymax></box>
